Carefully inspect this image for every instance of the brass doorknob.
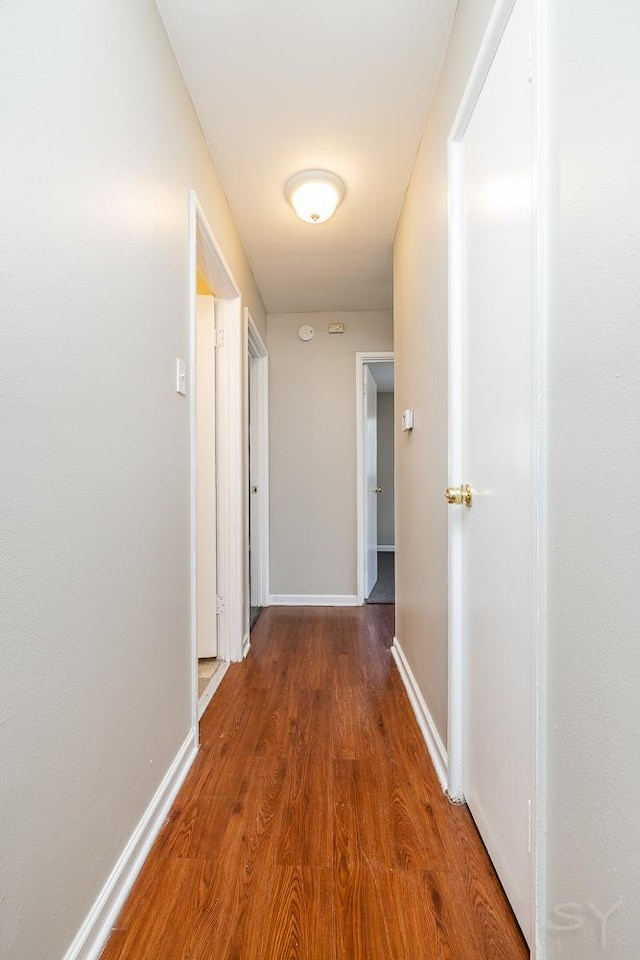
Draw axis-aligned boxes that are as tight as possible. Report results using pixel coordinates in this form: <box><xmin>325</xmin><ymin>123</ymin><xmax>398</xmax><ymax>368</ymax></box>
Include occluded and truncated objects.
<box><xmin>375</xmin><ymin>486</ymin><xmax>384</xmax><ymax>494</ymax></box>
<box><xmin>445</xmin><ymin>484</ymin><xmax>473</xmax><ymax>507</ymax></box>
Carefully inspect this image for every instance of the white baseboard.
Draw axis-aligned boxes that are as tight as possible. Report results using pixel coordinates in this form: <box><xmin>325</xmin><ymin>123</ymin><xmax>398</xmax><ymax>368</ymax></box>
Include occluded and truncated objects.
<box><xmin>63</xmin><ymin>728</ymin><xmax>198</xmax><ymax>960</ymax></box>
<box><xmin>269</xmin><ymin>594</ymin><xmax>358</xmax><ymax>607</ymax></box>
<box><xmin>378</xmin><ymin>545</ymin><xmax>396</xmax><ymax>552</ymax></box>
<box><xmin>198</xmin><ymin>661</ymin><xmax>230</xmax><ymax>720</ymax></box>
<box><xmin>391</xmin><ymin>637</ymin><xmax>448</xmax><ymax>792</ymax></box>
<box><xmin>242</xmin><ymin>632</ymin><xmax>251</xmax><ymax>658</ymax></box>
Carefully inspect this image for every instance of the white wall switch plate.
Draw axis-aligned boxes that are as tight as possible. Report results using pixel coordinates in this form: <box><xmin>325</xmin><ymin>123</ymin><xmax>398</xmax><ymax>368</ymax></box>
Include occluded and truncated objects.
<box><xmin>401</xmin><ymin>409</ymin><xmax>414</xmax><ymax>431</ymax></box>
<box><xmin>176</xmin><ymin>357</ymin><xmax>186</xmax><ymax>396</ymax></box>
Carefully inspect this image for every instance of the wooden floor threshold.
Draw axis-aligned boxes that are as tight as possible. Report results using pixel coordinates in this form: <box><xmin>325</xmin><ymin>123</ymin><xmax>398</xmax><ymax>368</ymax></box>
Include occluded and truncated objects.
<box><xmin>101</xmin><ymin>605</ymin><xmax>528</xmax><ymax>959</ymax></box>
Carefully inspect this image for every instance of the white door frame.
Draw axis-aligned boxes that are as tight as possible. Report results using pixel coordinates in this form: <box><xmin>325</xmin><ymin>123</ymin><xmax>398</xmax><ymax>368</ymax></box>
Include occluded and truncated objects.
<box><xmin>244</xmin><ymin>308</ymin><xmax>270</xmax><ymax>654</ymax></box>
<box><xmin>188</xmin><ymin>191</ymin><xmax>245</xmax><ymax>734</ymax></box>
<box><xmin>446</xmin><ymin>0</ymin><xmax>547</xmax><ymax>953</ymax></box>
<box><xmin>356</xmin><ymin>351</ymin><xmax>394</xmax><ymax>605</ymax></box>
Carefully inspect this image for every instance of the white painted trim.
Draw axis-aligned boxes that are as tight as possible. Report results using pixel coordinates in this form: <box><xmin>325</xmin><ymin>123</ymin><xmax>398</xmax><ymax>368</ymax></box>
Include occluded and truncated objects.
<box><xmin>378</xmin><ymin>544</ymin><xmax>396</xmax><ymax>553</ymax></box>
<box><xmin>446</xmin><ymin>132</ymin><xmax>464</xmax><ymax>802</ymax></box>
<box><xmin>355</xmin><ymin>351</ymin><xmax>394</xmax><ymax>605</ymax></box>
<box><xmin>532</xmin><ymin>0</ymin><xmax>549</xmax><ymax>952</ymax></box>
<box><xmin>391</xmin><ymin>637</ymin><xmax>448</xmax><ymax>792</ymax></box>
<box><xmin>198</xmin><ymin>661</ymin><xmax>230</xmax><ymax>720</ymax></box>
<box><xmin>242</xmin><ymin>632</ymin><xmax>251</xmax><ymax>658</ymax></box>
<box><xmin>448</xmin><ymin>0</ymin><xmax>517</xmax><ymax>141</ymax></box>
<box><xmin>446</xmin><ymin>2</ymin><xmax>544</xmax><ymax>954</ymax></box>
<box><xmin>246</xmin><ymin>309</ymin><xmax>270</xmax><ymax>615</ymax></box>
<box><xmin>242</xmin><ymin>309</ymin><xmax>250</xmax><ymax>642</ymax></box>
<box><xmin>188</xmin><ymin>194</ymin><xmax>201</xmax><ymax>736</ymax></box>
<box><xmin>63</xmin><ymin>729</ymin><xmax>198</xmax><ymax>960</ymax></box>
<box><xmin>247</xmin><ymin>313</ymin><xmax>268</xmax><ymax>358</ymax></box>
<box><xmin>216</xmin><ymin>297</ymin><xmax>244</xmax><ymax>663</ymax></box>
<box><xmin>269</xmin><ymin>594</ymin><xmax>358</xmax><ymax>607</ymax></box>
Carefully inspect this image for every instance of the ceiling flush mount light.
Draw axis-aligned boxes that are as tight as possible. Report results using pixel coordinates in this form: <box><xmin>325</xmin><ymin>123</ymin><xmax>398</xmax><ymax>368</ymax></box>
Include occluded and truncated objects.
<box><xmin>285</xmin><ymin>169</ymin><xmax>345</xmax><ymax>224</ymax></box>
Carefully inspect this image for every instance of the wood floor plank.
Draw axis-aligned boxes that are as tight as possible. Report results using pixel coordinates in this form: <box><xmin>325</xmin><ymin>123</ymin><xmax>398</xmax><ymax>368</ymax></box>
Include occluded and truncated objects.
<box><xmin>100</xmin><ymin>606</ymin><xmax>528</xmax><ymax>960</ymax></box>
<box><xmin>331</xmin><ymin>689</ymin><xmax>360</xmax><ymax>760</ymax></box>
<box><xmin>385</xmin><ymin>868</ymin><xmax>455</xmax><ymax>960</ymax></box>
<box><xmin>276</xmin><ymin>689</ymin><xmax>333</xmax><ymax>868</ymax></box>
<box><xmin>333</xmin><ymin>757</ymin><xmax>397</xmax><ymax>869</ymax></box>
<box><xmin>108</xmin><ymin>858</ymin><xmax>214</xmax><ymax>959</ymax></box>
<box><xmin>333</xmin><ymin>866</ymin><xmax>424</xmax><ymax>960</ymax></box>
<box><xmin>261</xmin><ymin>866</ymin><xmax>332</xmax><ymax>960</ymax></box>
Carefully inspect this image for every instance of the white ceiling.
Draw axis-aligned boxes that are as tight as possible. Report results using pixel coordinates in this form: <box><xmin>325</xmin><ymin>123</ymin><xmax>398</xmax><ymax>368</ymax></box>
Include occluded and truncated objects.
<box><xmin>155</xmin><ymin>0</ymin><xmax>457</xmax><ymax>314</ymax></box>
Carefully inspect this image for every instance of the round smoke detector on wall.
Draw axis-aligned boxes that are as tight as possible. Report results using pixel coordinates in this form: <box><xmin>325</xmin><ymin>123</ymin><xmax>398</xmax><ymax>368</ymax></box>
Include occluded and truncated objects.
<box><xmin>298</xmin><ymin>324</ymin><xmax>315</xmax><ymax>343</ymax></box>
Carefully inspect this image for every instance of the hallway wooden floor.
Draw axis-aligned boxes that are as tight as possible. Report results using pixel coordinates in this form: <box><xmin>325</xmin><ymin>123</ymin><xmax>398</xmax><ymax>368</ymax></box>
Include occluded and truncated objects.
<box><xmin>101</xmin><ymin>606</ymin><xmax>528</xmax><ymax>959</ymax></box>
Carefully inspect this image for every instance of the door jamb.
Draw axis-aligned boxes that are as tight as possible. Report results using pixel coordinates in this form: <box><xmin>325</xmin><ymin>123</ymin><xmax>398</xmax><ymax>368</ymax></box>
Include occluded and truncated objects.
<box><xmin>188</xmin><ymin>191</ymin><xmax>244</xmax><ymax>738</ymax></box>
<box><xmin>244</xmin><ymin>309</ymin><xmax>270</xmax><ymax>655</ymax></box>
<box><xmin>446</xmin><ymin>0</ymin><xmax>547</xmax><ymax>954</ymax></box>
<box><xmin>355</xmin><ymin>351</ymin><xmax>394</xmax><ymax>605</ymax></box>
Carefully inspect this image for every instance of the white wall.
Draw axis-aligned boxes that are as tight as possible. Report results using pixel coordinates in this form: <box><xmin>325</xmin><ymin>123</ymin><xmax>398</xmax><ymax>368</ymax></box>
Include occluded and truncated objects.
<box><xmin>376</xmin><ymin>392</ymin><xmax>395</xmax><ymax>547</ymax></box>
<box><xmin>545</xmin><ymin>2</ymin><xmax>640</xmax><ymax>956</ymax></box>
<box><xmin>393</xmin><ymin>0</ymin><xmax>495</xmax><ymax>742</ymax></box>
<box><xmin>0</xmin><ymin>1</ymin><xmax>265</xmax><ymax>957</ymax></box>
<box><xmin>268</xmin><ymin>311</ymin><xmax>393</xmax><ymax>599</ymax></box>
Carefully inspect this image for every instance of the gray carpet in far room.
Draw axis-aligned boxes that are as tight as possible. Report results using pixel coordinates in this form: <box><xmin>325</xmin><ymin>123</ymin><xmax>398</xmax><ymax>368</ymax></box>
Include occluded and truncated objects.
<box><xmin>366</xmin><ymin>551</ymin><xmax>395</xmax><ymax>604</ymax></box>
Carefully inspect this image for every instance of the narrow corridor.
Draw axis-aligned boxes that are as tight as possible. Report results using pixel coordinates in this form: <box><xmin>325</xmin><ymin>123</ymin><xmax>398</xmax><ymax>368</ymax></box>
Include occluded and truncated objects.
<box><xmin>101</xmin><ymin>606</ymin><xmax>527</xmax><ymax>959</ymax></box>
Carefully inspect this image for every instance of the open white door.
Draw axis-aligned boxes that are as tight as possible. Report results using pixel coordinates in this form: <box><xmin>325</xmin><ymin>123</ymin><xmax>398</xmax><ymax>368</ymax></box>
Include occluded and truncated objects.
<box><xmin>449</xmin><ymin>0</ymin><xmax>535</xmax><ymax>943</ymax></box>
<box><xmin>364</xmin><ymin>365</ymin><xmax>378</xmax><ymax>597</ymax></box>
<box><xmin>196</xmin><ymin>294</ymin><xmax>217</xmax><ymax>659</ymax></box>
<box><xmin>246</xmin><ymin>310</ymin><xmax>269</xmax><ymax>627</ymax></box>
<box><xmin>248</xmin><ymin>355</ymin><xmax>259</xmax><ymax>608</ymax></box>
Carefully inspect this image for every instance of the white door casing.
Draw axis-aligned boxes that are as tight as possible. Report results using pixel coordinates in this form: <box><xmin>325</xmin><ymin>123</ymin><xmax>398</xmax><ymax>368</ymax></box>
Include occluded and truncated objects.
<box><xmin>447</xmin><ymin>0</ymin><xmax>539</xmax><ymax>946</ymax></box>
<box><xmin>365</xmin><ymin>366</ymin><xmax>378</xmax><ymax>597</ymax></box>
<box><xmin>189</xmin><ymin>192</ymin><xmax>244</xmax><ymax>733</ymax></box>
<box><xmin>249</xmin><ymin>354</ymin><xmax>259</xmax><ymax>608</ymax></box>
<box><xmin>196</xmin><ymin>294</ymin><xmax>217</xmax><ymax>659</ymax></box>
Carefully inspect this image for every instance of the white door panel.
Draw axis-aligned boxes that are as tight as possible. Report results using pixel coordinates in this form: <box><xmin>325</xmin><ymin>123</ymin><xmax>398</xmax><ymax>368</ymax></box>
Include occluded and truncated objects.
<box><xmin>458</xmin><ymin>0</ymin><xmax>533</xmax><ymax>942</ymax></box>
<box><xmin>196</xmin><ymin>294</ymin><xmax>217</xmax><ymax>659</ymax></box>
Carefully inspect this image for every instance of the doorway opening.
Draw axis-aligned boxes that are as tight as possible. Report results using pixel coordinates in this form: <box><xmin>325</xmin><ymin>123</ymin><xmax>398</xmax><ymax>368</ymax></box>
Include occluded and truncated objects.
<box><xmin>356</xmin><ymin>352</ymin><xmax>395</xmax><ymax>606</ymax></box>
<box><xmin>189</xmin><ymin>192</ymin><xmax>245</xmax><ymax>726</ymax></box>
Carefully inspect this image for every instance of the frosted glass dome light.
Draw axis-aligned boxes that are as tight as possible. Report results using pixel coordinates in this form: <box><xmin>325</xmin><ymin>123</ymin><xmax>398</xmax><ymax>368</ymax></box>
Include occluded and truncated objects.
<box><xmin>285</xmin><ymin>170</ymin><xmax>345</xmax><ymax>224</ymax></box>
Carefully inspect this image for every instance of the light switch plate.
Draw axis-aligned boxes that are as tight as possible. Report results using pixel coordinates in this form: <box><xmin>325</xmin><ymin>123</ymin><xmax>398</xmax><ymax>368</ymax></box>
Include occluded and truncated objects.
<box><xmin>176</xmin><ymin>357</ymin><xmax>186</xmax><ymax>396</ymax></box>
